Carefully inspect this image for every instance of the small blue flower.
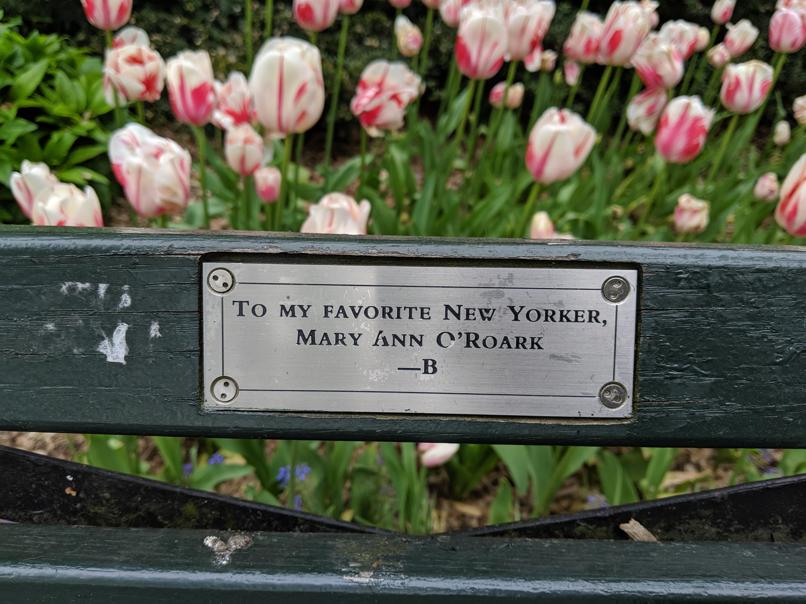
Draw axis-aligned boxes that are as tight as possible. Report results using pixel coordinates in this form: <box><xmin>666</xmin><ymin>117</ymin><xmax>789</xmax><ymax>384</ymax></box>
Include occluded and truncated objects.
<box><xmin>586</xmin><ymin>494</ymin><xmax>608</xmax><ymax>509</ymax></box>
<box><xmin>208</xmin><ymin>452</ymin><xmax>225</xmax><ymax>465</ymax></box>
<box><xmin>293</xmin><ymin>494</ymin><xmax>303</xmax><ymax>510</ymax></box>
<box><xmin>182</xmin><ymin>463</ymin><xmax>193</xmax><ymax>478</ymax></box>
<box><xmin>276</xmin><ymin>465</ymin><xmax>291</xmax><ymax>488</ymax></box>
<box><xmin>295</xmin><ymin>463</ymin><xmax>312</xmax><ymax>481</ymax></box>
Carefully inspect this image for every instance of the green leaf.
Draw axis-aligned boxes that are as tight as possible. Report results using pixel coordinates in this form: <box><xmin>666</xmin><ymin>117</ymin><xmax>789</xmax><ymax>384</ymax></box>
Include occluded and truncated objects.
<box><xmin>65</xmin><ymin>144</ymin><xmax>108</xmax><ymax>166</ymax></box>
<box><xmin>597</xmin><ymin>450</ymin><xmax>639</xmax><ymax>506</ymax></box>
<box><xmin>151</xmin><ymin>436</ymin><xmax>184</xmax><ymax>483</ymax></box>
<box><xmin>57</xmin><ymin>166</ymin><xmax>109</xmax><ymax>185</ymax></box>
<box><xmin>492</xmin><ymin>445</ymin><xmax>531</xmax><ymax>497</ymax></box>
<box><xmin>0</xmin><ymin>118</ymin><xmax>37</xmax><ymax>145</ymax></box>
<box><xmin>191</xmin><ymin>464</ymin><xmax>253</xmax><ymax>492</ymax></box>
<box><xmin>43</xmin><ymin>131</ymin><xmax>77</xmax><ymax>164</ymax></box>
<box><xmin>488</xmin><ymin>479</ymin><xmax>515</xmax><ymax>525</ymax></box>
<box><xmin>11</xmin><ymin>59</ymin><xmax>48</xmax><ymax>100</ymax></box>
<box><xmin>640</xmin><ymin>448</ymin><xmax>676</xmax><ymax>499</ymax></box>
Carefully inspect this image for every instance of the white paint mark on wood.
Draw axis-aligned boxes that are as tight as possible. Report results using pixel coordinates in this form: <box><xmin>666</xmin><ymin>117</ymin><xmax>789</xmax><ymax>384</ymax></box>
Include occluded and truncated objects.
<box><xmin>97</xmin><ymin>283</ymin><xmax>109</xmax><ymax>299</ymax></box>
<box><xmin>149</xmin><ymin>321</ymin><xmax>162</xmax><ymax>339</ymax></box>
<box><xmin>118</xmin><ymin>285</ymin><xmax>131</xmax><ymax>309</ymax></box>
<box><xmin>43</xmin><ymin>323</ymin><xmax>56</xmax><ymax>332</ymax></box>
<box><xmin>60</xmin><ymin>282</ymin><xmax>91</xmax><ymax>295</ymax></box>
<box><xmin>203</xmin><ymin>534</ymin><xmax>253</xmax><ymax>566</ymax></box>
<box><xmin>97</xmin><ymin>322</ymin><xmax>129</xmax><ymax>365</ymax></box>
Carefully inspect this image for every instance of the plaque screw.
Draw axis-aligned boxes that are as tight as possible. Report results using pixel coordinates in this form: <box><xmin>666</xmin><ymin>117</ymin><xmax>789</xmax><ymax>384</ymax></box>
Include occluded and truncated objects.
<box><xmin>599</xmin><ymin>382</ymin><xmax>628</xmax><ymax>409</ymax></box>
<box><xmin>211</xmin><ymin>376</ymin><xmax>238</xmax><ymax>404</ymax></box>
<box><xmin>208</xmin><ymin>268</ymin><xmax>235</xmax><ymax>294</ymax></box>
<box><xmin>601</xmin><ymin>276</ymin><xmax>630</xmax><ymax>304</ymax></box>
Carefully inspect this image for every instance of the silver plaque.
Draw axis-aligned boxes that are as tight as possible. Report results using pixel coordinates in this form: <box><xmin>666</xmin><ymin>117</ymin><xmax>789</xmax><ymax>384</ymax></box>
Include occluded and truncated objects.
<box><xmin>202</xmin><ymin>262</ymin><xmax>638</xmax><ymax>419</ymax></box>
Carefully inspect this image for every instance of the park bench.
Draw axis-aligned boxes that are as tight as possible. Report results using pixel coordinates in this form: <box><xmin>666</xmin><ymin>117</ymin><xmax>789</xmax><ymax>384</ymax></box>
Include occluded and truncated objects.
<box><xmin>0</xmin><ymin>225</ymin><xmax>805</xmax><ymax>602</ymax></box>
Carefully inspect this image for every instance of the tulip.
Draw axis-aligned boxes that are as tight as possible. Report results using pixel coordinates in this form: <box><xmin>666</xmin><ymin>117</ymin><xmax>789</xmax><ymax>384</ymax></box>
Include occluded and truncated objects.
<box><xmin>640</xmin><ymin>0</ymin><xmax>659</xmax><ymax>28</ymax></box>
<box><xmin>254</xmin><ymin>166</ymin><xmax>282</xmax><ymax>203</ymax></box>
<box><xmin>503</xmin><ymin>0</ymin><xmax>556</xmax><ymax>70</ymax></box>
<box><xmin>439</xmin><ymin>0</ymin><xmax>466</xmax><ymax>27</ymax></box>
<box><xmin>351</xmin><ymin>60</ymin><xmax>422</xmax><ymax>136</ymax></box>
<box><xmin>775</xmin><ymin>120</ymin><xmax>792</xmax><ymax>146</ymax></box>
<box><xmin>212</xmin><ymin>72</ymin><xmax>254</xmax><ymax>130</ymax></box>
<box><xmin>250</xmin><ymin>38</ymin><xmax>326</xmax><ymax>137</ymax></box>
<box><xmin>696</xmin><ymin>27</ymin><xmax>711</xmax><ymax>51</ymax></box>
<box><xmin>293</xmin><ymin>0</ymin><xmax>339</xmax><ymax>32</ymax></box>
<box><xmin>659</xmin><ymin>20</ymin><xmax>702</xmax><ymax>60</ymax></box>
<box><xmin>104</xmin><ymin>44</ymin><xmax>166</xmax><ymax>104</ymax></box>
<box><xmin>632</xmin><ymin>33</ymin><xmax>684</xmax><ymax>90</ymax></box>
<box><xmin>455</xmin><ymin>1</ymin><xmax>508</xmax><ymax>80</ymax></box>
<box><xmin>109</xmin><ymin>124</ymin><xmax>192</xmax><ymax>218</ymax></box>
<box><xmin>769</xmin><ymin>9</ymin><xmax>806</xmax><ymax>53</ymax></box>
<box><xmin>776</xmin><ymin>0</ymin><xmax>806</xmax><ymax>8</ymax></box>
<box><xmin>563</xmin><ymin>11</ymin><xmax>604</xmax><ymax>64</ymax></box>
<box><xmin>417</xmin><ymin>443</ymin><xmax>459</xmax><ymax>468</ymax></box>
<box><xmin>525</xmin><ymin>108</ymin><xmax>596</xmax><ymax>184</ymax></box>
<box><xmin>598</xmin><ymin>2</ymin><xmax>652</xmax><ymax>66</ymax></box>
<box><xmin>706</xmin><ymin>43</ymin><xmax>731</xmax><ymax>68</ymax></box>
<box><xmin>301</xmin><ymin>193</ymin><xmax>371</xmax><ymax>235</ymax></box>
<box><xmin>80</xmin><ymin>0</ymin><xmax>132</xmax><ymax>31</ymax></box>
<box><xmin>655</xmin><ymin>96</ymin><xmax>715</xmax><ymax>164</ymax></box>
<box><xmin>711</xmin><ymin>0</ymin><xmax>736</xmax><ymax>25</ymax></box>
<box><xmin>529</xmin><ymin>211</ymin><xmax>555</xmax><ymax>239</ymax></box>
<box><xmin>166</xmin><ymin>50</ymin><xmax>216</xmax><ymax>126</ymax></box>
<box><xmin>388</xmin><ymin>0</ymin><xmax>411</xmax><ymax>7</ymax></box>
<box><xmin>489</xmin><ymin>82</ymin><xmax>524</xmax><ymax>109</ymax></box>
<box><xmin>627</xmin><ymin>87</ymin><xmax>668</xmax><ymax>135</ymax></box>
<box><xmin>540</xmin><ymin>50</ymin><xmax>558</xmax><ymax>73</ymax></box>
<box><xmin>395</xmin><ymin>15</ymin><xmax>423</xmax><ymax>57</ymax></box>
<box><xmin>754</xmin><ymin>172</ymin><xmax>780</xmax><ymax>202</ymax></box>
<box><xmin>9</xmin><ymin>161</ymin><xmax>59</xmax><ymax>220</ymax></box>
<box><xmin>720</xmin><ymin>60</ymin><xmax>773</xmax><ymax>114</ymax></box>
<box><xmin>339</xmin><ymin>0</ymin><xmax>363</xmax><ymax>14</ymax></box>
<box><xmin>794</xmin><ymin>96</ymin><xmax>806</xmax><ymax>126</ymax></box>
<box><xmin>225</xmin><ymin>124</ymin><xmax>264</xmax><ymax>176</ymax></box>
<box><xmin>724</xmin><ymin>19</ymin><xmax>759</xmax><ymax>58</ymax></box>
<box><xmin>113</xmin><ymin>26</ymin><xmax>150</xmax><ymax>48</ymax></box>
<box><xmin>31</xmin><ymin>183</ymin><xmax>103</xmax><ymax>228</ymax></box>
<box><xmin>564</xmin><ymin>60</ymin><xmax>581</xmax><ymax>86</ymax></box>
<box><xmin>674</xmin><ymin>194</ymin><xmax>710</xmax><ymax>234</ymax></box>
<box><xmin>775</xmin><ymin>154</ymin><xmax>806</xmax><ymax>236</ymax></box>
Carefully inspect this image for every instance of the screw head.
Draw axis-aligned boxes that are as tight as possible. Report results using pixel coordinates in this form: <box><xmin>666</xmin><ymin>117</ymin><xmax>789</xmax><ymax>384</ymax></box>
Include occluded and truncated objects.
<box><xmin>211</xmin><ymin>376</ymin><xmax>238</xmax><ymax>404</ymax></box>
<box><xmin>208</xmin><ymin>268</ymin><xmax>235</xmax><ymax>294</ymax></box>
<box><xmin>602</xmin><ymin>276</ymin><xmax>630</xmax><ymax>304</ymax></box>
<box><xmin>599</xmin><ymin>382</ymin><xmax>628</xmax><ymax>409</ymax></box>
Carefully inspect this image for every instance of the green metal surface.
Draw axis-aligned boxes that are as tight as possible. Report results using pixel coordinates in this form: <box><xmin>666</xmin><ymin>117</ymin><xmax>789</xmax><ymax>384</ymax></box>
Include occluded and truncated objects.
<box><xmin>0</xmin><ymin>226</ymin><xmax>804</xmax><ymax>446</ymax></box>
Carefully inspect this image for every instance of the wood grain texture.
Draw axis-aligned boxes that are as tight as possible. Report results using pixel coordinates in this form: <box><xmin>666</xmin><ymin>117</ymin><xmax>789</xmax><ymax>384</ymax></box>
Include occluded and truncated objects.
<box><xmin>0</xmin><ymin>226</ymin><xmax>804</xmax><ymax>446</ymax></box>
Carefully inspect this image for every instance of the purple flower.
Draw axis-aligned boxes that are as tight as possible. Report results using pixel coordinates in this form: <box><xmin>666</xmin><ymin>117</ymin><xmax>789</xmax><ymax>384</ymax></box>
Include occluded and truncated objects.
<box><xmin>182</xmin><ymin>462</ymin><xmax>193</xmax><ymax>478</ymax></box>
<box><xmin>293</xmin><ymin>494</ymin><xmax>303</xmax><ymax>510</ymax></box>
<box><xmin>208</xmin><ymin>452</ymin><xmax>225</xmax><ymax>465</ymax></box>
<box><xmin>276</xmin><ymin>465</ymin><xmax>291</xmax><ymax>488</ymax></box>
<box><xmin>295</xmin><ymin>463</ymin><xmax>312</xmax><ymax>481</ymax></box>
<box><xmin>586</xmin><ymin>494</ymin><xmax>608</xmax><ymax>509</ymax></box>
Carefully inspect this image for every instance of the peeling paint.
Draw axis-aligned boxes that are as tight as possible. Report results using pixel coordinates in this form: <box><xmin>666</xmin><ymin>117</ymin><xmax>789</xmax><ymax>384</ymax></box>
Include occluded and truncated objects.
<box><xmin>204</xmin><ymin>534</ymin><xmax>253</xmax><ymax>566</ymax></box>
<box><xmin>43</xmin><ymin>323</ymin><xmax>56</xmax><ymax>332</ymax></box>
<box><xmin>149</xmin><ymin>321</ymin><xmax>162</xmax><ymax>339</ymax></box>
<box><xmin>118</xmin><ymin>285</ymin><xmax>132</xmax><ymax>309</ymax></box>
<box><xmin>97</xmin><ymin>323</ymin><xmax>129</xmax><ymax>365</ymax></box>
<box><xmin>60</xmin><ymin>282</ymin><xmax>91</xmax><ymax>295</ymax></box>
<box><xmin>97</xmin><ymin>283</ymin><xmax>109</xmax><ymax>299</ymax></box>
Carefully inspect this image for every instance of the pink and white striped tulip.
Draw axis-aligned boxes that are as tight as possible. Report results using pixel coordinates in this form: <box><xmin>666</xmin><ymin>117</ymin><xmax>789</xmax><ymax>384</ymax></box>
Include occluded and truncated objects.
<box><xmin>455</xmin><ymin>1</ymin><xmax>508</xmax><ymax>80</ymax></box>
<box><xmin>674</xmin><ymin>194</ymin><xmax>710</xmax><ymax>234</ymax></box>
<box><xmin>711</xmin><ymin>0</ymin><xmax>736</xmax><ymax>25</ymax></box>
<box><xmin>301</xmin><ymin>193</ymin><xmax>371</xmax><ymax>235</ymax></box>
<box><xmin>627</xmin><ymin>87</ymin><xmax>668</xmax><ymax>135</ymax></box>
<box><xmin>696</xmin><ymin>27</ymin><xmax>711</xmax><ymax>51</ymax></box>
<box><xmin>250</xmin><ymin>38</ymin><xmax>326</xmax><ymax>138</ymax></box>
<box><xmin>659</xmin><ymin>20</ymin><xmax>702</xmax><ymax>60</ymax></box>
<box><xmin>113</xmin><ymin>26</ymin><xmax>149</xmax><ymax>48</ymax></box>
<box><xmin>104</xmin><ymin>44</ymin><xmax>166</xmax><ymax>103</ymax></box>
<box><xmin>109</xmin><ymin>124</ymin><xmax>192</xmax><ymax>218</ymax></box>
<box><xmin>339</xmin><ymin>0</ymin><xmax>363</xmax><ymax>14</ymax></box>
<box><xmin>254</xmin><ymin>166</ymin><xmax>282</xmax><ymax>204</ymax></box>
<box><xmin>439</xmin><ymin>0</ymin><xmax>467</xmax><ymax>27</ymax></box>
<box><xmin>395</xmin><ymin>15</ymin><xmax>423</xmax><ymax>57</ymax></box>
<box><xmin>597</xmin><ymin>2</ymin><xmax>652</xmax><ymax>66</ymax></box>
<box><xmin>351</xmin><ymin>60</ymin><xmax>422</xmax><ymax>136</ymax></box>
<box><xmin>563</xmin><ymin>60</ymin><xmax>581</xmax><ymax>86</ymax></box>
<box><xmin>503</xmin><ymin>0</ymin><xmax>556</xmax><ymax>69</ymax></box>
<box><xmin>655</xmin><ymin>96</ymin><xmax>715</xmax><ymax>164</ymax></box>
<box><xmin>632</xmin><ymin>33</ymin><xmax>684</xmax><ymax>90</ymax></box>
<box><xmin>776</xmin><ymin>0</ymin><xmax>806</xmax><ymax>9</ymax></box>
<box><xmin>489</xmin><ymin>82</ymin><xmax>525</xmax><ymax>109</ymax></box>
<box><xmin>388</xmin><ymin>0</ymin><xmax>411</xmax><ymax>7</ymax></box>
<box><xmin>754</xmin><ymin>172</ymin><xmax>780</xmax><ymax>202</ymax></box>
<box><xmin>213</xmin><ymin>72</ymin><xmax>255</xmax><ymax>130</ymax></box>
<box><xmin>525</xmin><ymin>108</ymin><xmax>596</xmax><ymax>185</ymax></box>
<box><xmin>166</xmin><ymin>51</ymin><xmax>216</xmax><ymax>126</ymax></box>
<box><xmin>540</xmin><ymin>49</ymin><xmax>558</xmax><ymax>72</ymax></box>
<box><xmin>31</xmin><ymin>183</ymin><xmax>103</xmax><ymax>227</ymax></box>
<box><xmin>293</xmin><ymin>0</ymin><xmax>339</xmax><ymax>32</ymax></box>
<box><xmin>9</xmin><ymin>161</ymin><xmax>59</xmax><ymax>220</ymax></box>
<box><xmin>775</xmin><ymin>120</ymin><xmax>792</xmax><ymax>146</ymax></box>
<box><xmin>794</xmin><ymin>96</ymin><xmax>806</xmax><ymax>125</ymax></box>
<box><xmin>769</xmin><ymin>8</ymin><xmax>806</xmax><ymax>53</ymax></box>
<box><xmin>775</xmin><ymin>154</ymin><xmax>806</xmax><ymax>236</ymax></box>
<box><xmin>81</xmin><ymin>0</ymin><xmax>132</xmax><ymax>31</ymax></box>
<box><xmin>417</xmin><ymin>443</ymin><xmax>459</xmax><ymax>468</ymax></box>
<box><xmin>225</xmin><ymin>124</ymin><xmax>264</xmax><ymax>176</ymax></box>
<box><xmin>706</xmin><ymin>43</ymin><xmax>731</xmax><ymax>68</ymax></box>
<box><xmin>563</xmin><ymin>11</ymin><xmax>604</xmax><ymax>64</ymax></box>
<box><xmin>640</xmin><ymin>0</ymin><xmax>659</xmax><ymax>28</ymax></box>
<box><xmin>530</xmin><ymin>211</ymin><xmax>555</xmax><ymax>239</ymax></box>
<box><xmin>720</xmin><ymin>60</ymin><xmax>773</xmax><ymax>114</ymax></box>
<box><xmin>724</xmin><ymin>19</ymin><xmax>759</xmax><ymax>57</ymax></box>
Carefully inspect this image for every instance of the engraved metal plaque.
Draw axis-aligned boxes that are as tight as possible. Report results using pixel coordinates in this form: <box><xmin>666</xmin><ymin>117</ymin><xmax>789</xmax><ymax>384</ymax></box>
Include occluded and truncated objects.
<box><xmin>202</xmin><ymin>262</ymin><xmax>638</xmax><ymax>419</ymax></box>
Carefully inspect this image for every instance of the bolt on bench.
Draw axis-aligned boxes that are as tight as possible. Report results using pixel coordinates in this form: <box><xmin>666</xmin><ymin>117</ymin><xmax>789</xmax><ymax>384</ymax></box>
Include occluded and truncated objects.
<box><xmin>0</xmin><ymin>226</ymin><xmax>805</xmax><ymax>602</ymax></box>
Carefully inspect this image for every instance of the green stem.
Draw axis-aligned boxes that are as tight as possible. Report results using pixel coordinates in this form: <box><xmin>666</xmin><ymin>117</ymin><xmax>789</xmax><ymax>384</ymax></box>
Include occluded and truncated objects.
<box><xmin>640</xmin><ymin>157</ymin><xmax>666</xmax><ymax>231</ymax></box>
<box><xmin>703</xmin><ymin>66</ymin><xmax>723</xmax><ymax>106</ymax></box>
<box><xmin>104</xmin><ymin>30</ymin><xmax>124</xmax><ymax>128</ymax></box>
<box><xmin>518</xmin><ymin>182</ymin><xmax>541</xmax><ymax>238</ymax></box>
<box><xmin>324</xmin><ymin>15</ymin><xmax>350</xmax><ymax>171</ymax></box>
<box><xmin>245</xmin><ymin>0</ymin><xmax>254</xmax><ymax>67</ymax></box>
<box><xmin>438</xmin><ymin>58</ymin><xmax>459</xmax><ymax>118</ymax></box>
<box><xmin>465</xmin><ymin>77</ymin><xmax>485</xmax><ymax>168</ymax></box>
<box><xmin>681</xmin><ymin>24</ymin><xmax>719</xmax><ymax>96</ymax></box>
<box><xmin>136</xmin><ymin>101</ymin><xmax>145</xmax><ymax>124</ymax></box>
<box><xmin>487</xmin><ymin>61</ymin><xmax>518</xmax><ymax>150</ymax></box>
<box><xmin>742</xmin><ymin>53</ymin><xmax>787</xmax><ymax>148</ymax></box>
<box><xmin>359</xmin><ymin>127</ymin><xmax>368</xmax><ymax>195</ymax></box>
<box><xmin>586</xmin><ymin>65</ymin><xmax>613</xmax><ymax>127</ymax></box>
<box><xmin>157</xmin><ymin>215</ymin><xmax>168</xmax><ymax>229</ymax></box>
<box><xmin>242</xmin><ymin>176</ymin><xmax>252</xmax><ymax>230</ymax></box>
<box><xmin>454</xmin><ymin>79</ymin><xmax>477</xmax><ymax>151</ymax></box>
<box><xmin>292</xmin><ymin>133</ymin><xmax>304</xmax><ymax>210</ymax></box>
<box><xmin>708</xmin><ymin>113</ymin><xmax>739</xmax><ymax>181</ymax></box>
<box><xmin>274</xmin><ymin>134</ymin><xmax>294</xmax><ymax>231</ymax></box>
<box><xmin>192</xmin><ymin>126</ymin><xmax>210</xmax><ymax>229</ymax></box>
<box><xmin>610</xmin><ymin>72</ymin><xmax>641</xmax><ymax>151</ymax></box>
<box><xmin>565</xmin><ymin>64</ymin><xmax>586</xmax><ymax>108</ymax></box>
<box><xmin>580</xmin><ymin>0</ymin><xmax>590</xmax><ymax>12</ymax></box>
<box><xmin>419</xmin><ymin>8</ymin><xmax>435</xmax><ymax>80</ymax></box>
<box><xmin>264</xmin><ymin>0</ymin><xmax>274</xmax><ymax>38</ymax></box>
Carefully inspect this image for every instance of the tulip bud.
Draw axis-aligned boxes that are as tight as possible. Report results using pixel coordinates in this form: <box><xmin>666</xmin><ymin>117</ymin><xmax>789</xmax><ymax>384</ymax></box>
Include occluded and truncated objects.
<box><xmin>769</xmin><ymin>9</ymin><xmax>806</xmax><ymax>53</ymax></box>
<box><xmin>774</xmin><ymin>120</ymin><xmax>792</xmax><ymax>146</ymax></box>
<box><xmin>109</xmin><ymin>124</ymin><xmax>193</xmax><ymax>218</ymax></box>
<box><xmin>250</xmin><ymin>38</ymin><xmax>326</xmax><ymax>138</ymax></box>
<box><xmin>395</xmin><ymin>15</ymin><xmax>423</xmax><ymax>57</ymax></box>
<box><xmin>301</xmin><ymin>193</ymin><xmax>371</xmax><ymax>235</ymax></box>
<box><xmin>794</xmin><ymin>96</ymin><xmax>806</xmax><ymax>126</ymax></box>
<box><xmin>81</xmin><ymin>0</ymin><xmax>132</xmax><ymax>32</ymax></box>
<box><xmin>503</xmin><ymin>0</ymin><xmax>556</xmax><ymax>69</ymax></box>
<box><xmin>632</xmin><ymin>33</ymin><xmax>684</xmax><ymax>90</ymax></box>
<box><xmin>489</xmin><ymin>82</ymin><xmax>524</xmax><ymax>109</ymax></box>
<box><xmin>225</xmin><ymin>125</ymin><xmax>264</xmax><ymax>176</ymax></box>
<box><xmin>254</xmin><ymin>166</ymin><xmax>282</xmax><ymax>204</ymax></box>
<box><xmin>113</xmin><ymin>26</ymin><xmax>150</xmax><ymax>49</ymax></box>
<box><xmin>104</xmin><ymin>45</ymin><xmax>166</xmax><ymax>104</ymax></box>
<box><xmin>540</xmin><ymin>49</ymin><xmax>558</xmax><ymax>72</ymax></box>
<box><xmin>563</xmin><ymin>11</ymin><xmax>604</xmax><ymax>64</ymax></box>
<box><xmin>720</xmin><ymin>60</ymin><xmax>773</xmax><ymax>114</ymax></box>
<box><xmin>529</xmin><ymin>211</ymin><xmax>555</xmax><ymax>239</ymax></box>
<box><xmin>754</xmin><ymin>172</ymin><xmax>780</xmax><ymax>202</ymax></box>
<box><xmin>9</xmin><ymin>161</ymin><xmax>59</xmax><ymax>220</ymax></box>
<box><xmin>455</xmin><ymin>1</ymin><xmax>507</xmax><ymax>80</ymax></box>
<box><xmin>775</xmin><ymin>154</ymin><xmax>806</xmax><ymax>236</ymax></box>
<box><xmin>293</xmin><ymin>0</ymin><xmax>339</xmax><ymax>32</ymax></box>
<box><xmin>563</xmin><ymin>60</ymin><xmax>581</xmax><ymax>86</ymax></box>
<box><xmin>711</xmin><ymin>0</ymin><xmax>736</xmax><ymax>25</ymax></box>
<box><xmin>339</xmin><ymin>0</ymin><xmax>363</xmax><ymax>14</ymax></box>
<box><xmin>417</xmin><ymin>443</ymin><xmax>460</xmax><ymax>468</ymax></box>
<box><xmin>213</xmin><ymin>72</ymin><xmax>254</xmax><ymax>130</ymax></box>
<box><xmin>598</xmin><ymin>1</ymin><xmax>652</xmax><ymax>66</ymax></box>
<box><xmin>655</xmin><ymin>96</ymin><xmax>715</xmax><ymax>164</ymax></box>
<box><xmin>388</xmin><ymin>0</ymin><xmax>411</xmax><ymax>7</ymax></box>
<box><xmin>696</xmin><ymin>27</ymin><xmax>711</xmax><ymax>51</ymax></box>
<box><xmin>351</xmin><ymin>60</ymin><xmax>422</xmax><ymax>136</ymax></box>
<box><xmin>166</xmin><ymin>51</ymin><xmax>216</xmax><ymax>126</ymax></box>
<box><xmin>674</xmin><ymin>194</ymin><xmax>710</xmax><ymax>234</ymax></box>
<box><xmin>724</xmin><ymin>19</ymin><xmax>759</xmax><ymax>58</ymax></box>
<box><xmin>526</xmin><ymin>108</ymin><xmax>596</xmax><ymax>184</ymax></box>
<box><xmin>659</xmin><ymin>20</ymin><xmax>702</xmax><ymax>60</ymax></box>
<box><xmin>627</xmin><ymin>87</ymin><xmax>668</xmax><ymax>135</ymax></box>
<box><xmin>706</xmin><ymin>43</ymin><xmax>731</xmax><ymax>68</ymax></box>
<box><xmin>31</xmin><ymin>183</ymin><xmax>104</xmax><ymax>228</ymax></box>
<box><xmin>439</xmin><ymin>0</ymin><xmax>465</xmax><ymax>28</ymax></box>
